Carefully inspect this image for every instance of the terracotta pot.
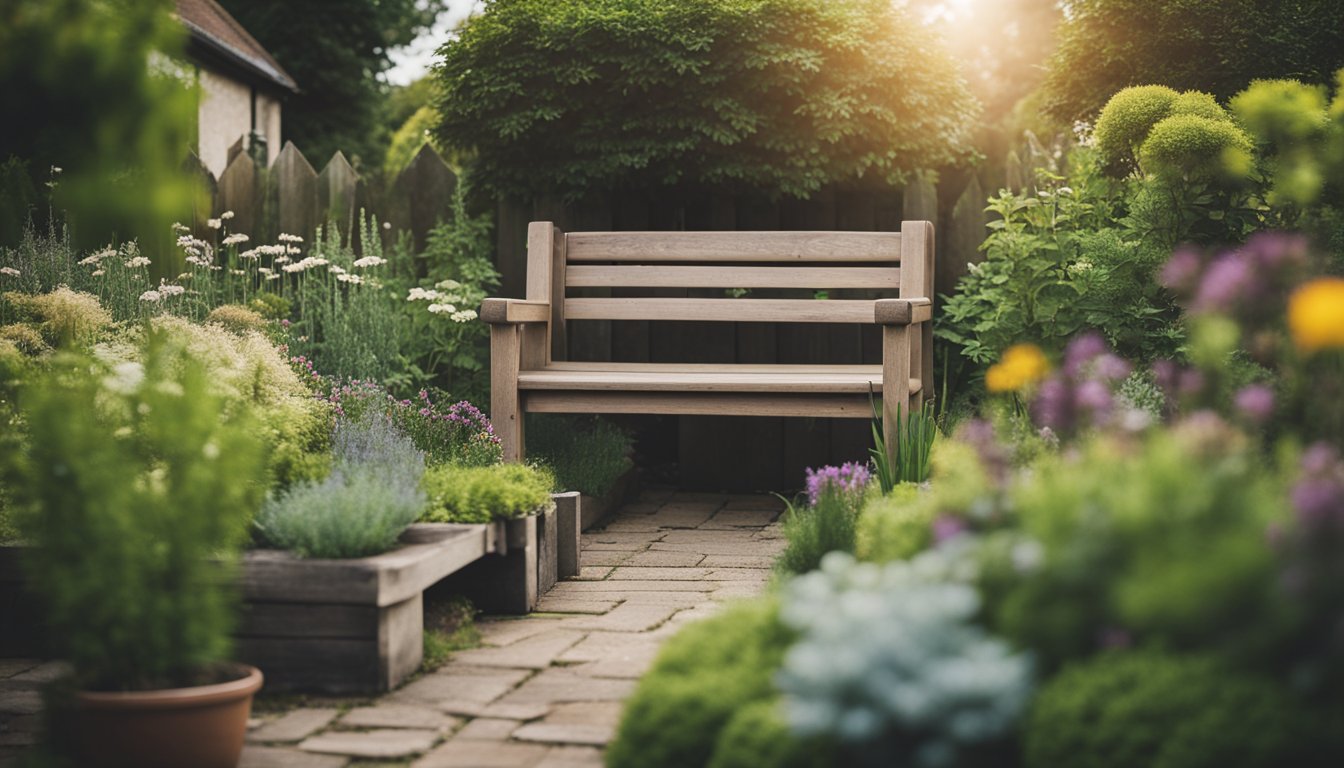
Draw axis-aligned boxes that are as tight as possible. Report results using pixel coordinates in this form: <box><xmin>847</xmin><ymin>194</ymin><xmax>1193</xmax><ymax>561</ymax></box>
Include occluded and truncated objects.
<box><xmin>74</xmin><ymin>664</ymin><xmax>263</xmax><ymax>768</ymax></box>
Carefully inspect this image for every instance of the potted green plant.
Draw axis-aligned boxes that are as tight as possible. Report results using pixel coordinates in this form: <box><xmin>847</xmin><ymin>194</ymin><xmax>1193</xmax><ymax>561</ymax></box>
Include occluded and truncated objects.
<box><xmin>5</xmin><ymin>333</ymin><xmax>268</xmax><ymax>768</ymax></box>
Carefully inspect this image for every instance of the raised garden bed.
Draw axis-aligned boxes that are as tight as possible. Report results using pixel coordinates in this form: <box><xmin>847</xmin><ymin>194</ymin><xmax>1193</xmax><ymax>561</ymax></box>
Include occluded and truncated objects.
<box><xmin>580</xmin><ymin>468</ymin><xmax>639</xmax><ymax>531</ymax></box>
<box><xmin>1</xmin><ymin>492</ymin><xmax>586</xmax><ymax>694</ymax></box>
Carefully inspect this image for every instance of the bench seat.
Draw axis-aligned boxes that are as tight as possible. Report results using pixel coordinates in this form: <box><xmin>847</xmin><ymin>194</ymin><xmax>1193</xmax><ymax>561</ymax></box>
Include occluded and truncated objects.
<box><xmin>517</xmin><ymin>363</ymin><xmax>921</xmax><ymax>394</ymax></box>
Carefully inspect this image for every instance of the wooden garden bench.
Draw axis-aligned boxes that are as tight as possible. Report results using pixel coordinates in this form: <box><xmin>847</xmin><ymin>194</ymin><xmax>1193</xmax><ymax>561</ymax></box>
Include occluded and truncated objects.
<box><xmin>482</xmin><ymin>221</ymin><xmax>935</xmax><ymax>463</ymax></box>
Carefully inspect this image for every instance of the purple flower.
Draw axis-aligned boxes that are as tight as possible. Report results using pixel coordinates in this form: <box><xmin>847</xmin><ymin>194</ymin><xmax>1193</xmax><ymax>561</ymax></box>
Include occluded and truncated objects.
<box><xmin>1292</xmin><ymin>443</ymin><xmax>1344</xmax><ymax>529</ymax></box>
<box><xmin>1233</xmin><ymin>384</ymin><xmax>1275</xmax><ymax>424</ymax></box>
<box><xmin>804</xmin><ymin>462</ymin><xmax>871</xmax><ymax>505</ymax></box>
<box><xmin>1064</xmin><ymin>332</ymin><xmax>1108</xmax><ymax>376</ymax></box>
<box><xmin>1243</xmin><ymin>231</ymin><xmax>1308</xmax><ymax>271</ymax></box>
<box><xmin>1030</xmin><ymin>377</ymin><xmax>1075</xmax><ymax>433</ymax></box>
<box><xmin>932</xmin><ymin>515</ymin><xmax>967</xmax><ymax>544</ymax></box>
<box><xmin>1192</xmin><ymin>251</ymin><xmax>1257</xmax><ymax>313</ymax></box>
<box><xmin>1075</xmin><ymin>378</ymin><xmax>1113</xmax><ymax>420</ymax></box>
<box><xmin>1160</xmin><ymin>247</ymin><xmax>1203</xmax><ymax>293</ymax></box>
<box><xmin>1091</xmin><ymin>353</ymin><xmax>1133</xmax><ymax>382</ymax></box>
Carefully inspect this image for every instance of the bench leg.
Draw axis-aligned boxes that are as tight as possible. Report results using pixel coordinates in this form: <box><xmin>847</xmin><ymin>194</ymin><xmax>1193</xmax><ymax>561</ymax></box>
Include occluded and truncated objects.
<box><xmin>882</xmin><ymin>324</ymin><xmax>912</xmax><ymax>468</ymax></box>
<box><xmin>491</xmin><ymin>323</ymin><xmax>524</xmax><ymax>462</ymax></box>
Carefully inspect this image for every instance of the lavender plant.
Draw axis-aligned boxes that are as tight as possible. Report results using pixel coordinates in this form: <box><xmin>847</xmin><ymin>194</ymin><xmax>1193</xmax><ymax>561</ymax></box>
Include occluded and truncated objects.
<box><xmin>778</xmin><ymin>550</ymin><xmax>1033</xmax><ymax>768</ymax></box>
<box><xmin>255</xmin><ymin>410</ymin><xmax>427</xmax><ymax>558</ymax></box>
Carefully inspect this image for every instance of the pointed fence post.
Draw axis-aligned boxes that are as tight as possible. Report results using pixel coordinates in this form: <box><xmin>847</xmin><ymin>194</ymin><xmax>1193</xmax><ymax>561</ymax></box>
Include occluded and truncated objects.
<box><xmin>270</xmin><ymin>141</ymin><xmax>319</xmax><ymax>242</ymax></box>
<box><xmin>318</xmin><ymin>151</ymin><xmax>360</xmax><ymax>242</ymax></box>
<box><xmin>216</xmin><ymin>152</ymin><xmax>261</xmax><ymax>240</ymax></box>
<box><xmin>390</xmin><ymin>144</ymin><xmax>456</xmax><ymax>253</ymax></box>
<box><xmin>940</xmin><ymin>175</ymin><xmax>988</xmax><ymax>298</ymax></box>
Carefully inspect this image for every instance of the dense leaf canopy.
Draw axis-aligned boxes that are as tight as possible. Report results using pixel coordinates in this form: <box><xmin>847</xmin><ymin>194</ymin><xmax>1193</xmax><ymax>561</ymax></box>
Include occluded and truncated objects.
<box><xmin>433</xmin><ymin>0</ymin><xmax>980</xmax><ymax>200</ymax></box>
<box><xmin>1043</xmin><ymin>0</ymin><xmax>1344</xmax><ymax>122</ymax></box>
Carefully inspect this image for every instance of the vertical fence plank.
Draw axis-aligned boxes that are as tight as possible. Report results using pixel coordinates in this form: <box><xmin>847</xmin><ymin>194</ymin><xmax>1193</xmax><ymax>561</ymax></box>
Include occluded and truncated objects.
<box><xmin>497</xmin><ymin>198</ymin><xmax>531</xmax><ymax>299</ymax></box>
<box><xmin>216</xmin><ymin>152</ymin><xmax>261</xmax><ymax>240</ymax></box>
<box><xmin>391</xmin><ymin>144</ymin><xmax>457</xmax><ymax>253</ymax></box>
<box><xmin>270</xmin><ymin>141</ymin><xmax>319</xmax><ymax>242</ymax></box>
<box><xmin>317</xmin><ymin>151</ymin><xmax>360</xmax><ymax>243</ymax></box>
<box><xmin>941</xmin><ymin>175</ymin><xmax>988</xmax><ymax>299</ymax></box>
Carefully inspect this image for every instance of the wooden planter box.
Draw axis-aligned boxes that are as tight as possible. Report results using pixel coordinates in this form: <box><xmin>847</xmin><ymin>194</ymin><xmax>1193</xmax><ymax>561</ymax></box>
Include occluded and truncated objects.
<box><xmin>236</xmin><ymin>523</ymin><xmax>493</xmax><ymax>694</ymax></box>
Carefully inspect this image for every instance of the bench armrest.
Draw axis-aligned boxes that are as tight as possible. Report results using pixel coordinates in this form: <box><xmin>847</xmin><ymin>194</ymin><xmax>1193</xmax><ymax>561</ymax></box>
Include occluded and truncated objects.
<box><xmin>481</xmin><ymin>298</ymin><xmax>551</xmax><ymax>325</ymax></box>
<box><xmin>874</xmin><ymin>298</ymin><xmax>932</xmax><ymax>326</ymax></box>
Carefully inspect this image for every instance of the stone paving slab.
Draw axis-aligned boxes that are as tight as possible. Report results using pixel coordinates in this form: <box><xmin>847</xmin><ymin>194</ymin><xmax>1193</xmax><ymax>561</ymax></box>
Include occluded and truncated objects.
<box><xmin>0</xmin><ymin>662</ymin><xmax>38</xmax><ymax>680</ymax></box>
<box><xmin>577</xmin><ymin>550</ymin><xmax>636</xmax><ymax>567</ymax></box>
<box><xmin>607</xmin><ymin>566</ymin><xmax>713</xmax><ymax>581</ymax></box>
<box><xmin>535</xmin><ymin>745</ymin><xmax>604</xmax><ymax>768</ymax></box>
<box><xmin>561</xmin><ymin>603</ymin><xmax>680</xmax><ymax>633</ymax></box>
<box><xmin>570</xmin><ymin>566</ymin><xmax>613</xmax><ymax>581</ymax></box>
<box><xmin>414</xmin><ymin>739</ymin><xmax>549</xmax><ymax>768</ymax></box>
<box><xmin>299</xmin><ymin>728</ymin><xmax>439</xmax><ymax>758</ymax></box>
<box><xmin>699</xmin><ymin>553</ymin><xmax>776</xmax><ymax>568</ymax></box>
<box><xmin>495</xmin><ymin>670</ymin><xmax>636</xmax><ymax>706</ymax></box>
<box><xmin>391</xmin><ymin>667</ymin><xmax>532</xmax><ymax>709</ymax></box>
<box><xmin>454</xmin><ymin>717</ymin><xmax>522</xmax><ymax>740</ymax></box>
<box><xmin>477</xmin><ymin>619</ymin><xmax>570</xmax><ymax>647</ymax></box>
<box><xmin>533</xmin><ymin>597</ymin><xmax>619</xmax><ymax>614</ymax></box>
<box><xmin>339</xmin><ymin>704</ymin><xmax>461</xmax><ymax>732</ymax></box>
<box><xmin>451</xmin><ymin>631</ymin><xmax>585</xmax><ymax>670</ymax></box>
<box><xmin>240</xmin><ymin>745</ymin><xmax>349</xmax><ymax>768</ymax></box>
<box><xmin>621</xmin><ymin>550</ymin><xmax>706</xmax><ymax>567</ymax></box>
<box><xmin>437</xmin><ymin>702</ymin><xmax>551</xmax><ymax>721</ymax></box>
<box><xmin>249</xmin><ymin>708</ymin><xmax>340</xmax><ymax>743</ymax></box>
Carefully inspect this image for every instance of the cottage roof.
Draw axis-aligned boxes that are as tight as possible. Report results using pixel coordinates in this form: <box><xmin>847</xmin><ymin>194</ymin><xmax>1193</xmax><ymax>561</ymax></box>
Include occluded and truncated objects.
<box><xmin>175</xmin><ymin>0</ymin><xmax>298</xmax><ymax>93</ymax></box>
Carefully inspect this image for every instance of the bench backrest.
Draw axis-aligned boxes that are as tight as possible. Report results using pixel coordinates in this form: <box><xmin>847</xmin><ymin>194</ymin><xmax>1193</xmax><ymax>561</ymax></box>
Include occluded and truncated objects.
<box><xmin>525</xmin><ymin>221</ymin><xmax>934</xmax><ymax>361</ymax></box>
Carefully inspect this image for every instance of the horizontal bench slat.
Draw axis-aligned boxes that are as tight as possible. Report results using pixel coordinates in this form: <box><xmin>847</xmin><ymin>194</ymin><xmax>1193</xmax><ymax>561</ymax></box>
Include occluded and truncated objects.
<box><xmin>523</xmin><ymin>391</ymin><xmax>880</xmax><ymax>418</ymax></box>
<box><xmin>566</xmin><ymin>231</ymin><xmax>902</xmax><ymax>263</ymax></box>
<box><xmin>565</xmin><ymin>265</ymin><xmax>900</xmax><ymax>289</ymax></box>
<box><xmin>565</xmin><ymin>298</ymin><xmax>877</xmax><ymax>323</ymax></box>
<box><xmin>518</xmin><ymin>366</ymin><xmax>918</xmax><ymax>394</ymax></box>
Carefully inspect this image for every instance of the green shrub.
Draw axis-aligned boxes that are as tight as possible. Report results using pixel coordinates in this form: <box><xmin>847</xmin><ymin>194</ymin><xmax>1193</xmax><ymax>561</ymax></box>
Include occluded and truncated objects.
<box><xmin>1140</xmin><ymin>114</ymin><xmax>1255</xmax><ymax>180</ymax></box>
<box><xmin>5</xmin><ymin>334</ymin><xmax>266</xmax><ymax>690</ymax></box>
<box><xmin>434</xmin><ymin>0</ymin><xmax>978</xmax><ymax>200</ymax></box>
<box><xmin>2</xmin><ymin>286</ymin><xmax>111</xmax><ymax>347</ymax></box>
<box><xmin>525</xmin><ymin>414</ymin><xmax>632</xmax><ymax>496</ymax></box>
<box><xmin>1171</xmin><ymin>90</ymin><xmax>1232</xmax><ymax>122</ymax></box>
<box><xmin>776</xmin><ymin>488</ymin><xmax>864</xmax><ymax>577</ymax></box>
<box><xmin>1094</xmin><ymin>85</ymin><xmax>1180</xmax><ymax>172</ymax></box>
<box><xmin>708</xmin><ymin>700</ymin><xmax>833</xmax><ymax>768</ymax></box>
<box><xmin>608</xmin><ymin>600</ymin><xmax>795</xmax><ymax>768</ymax></box>
<box><xmin>1025</xmin><ymin>651</ymin><xmax>1325</xmax><ymax>768</ymax></box>
<box><xmin>420</xmin><ymin>463</ymin><xmax>555</xmax><ymax>523</ymax></box>
<box><xmin>205</xmin><ymin>304</ymin><xmax>266</xmax><ymax>333</ymax></box>
<box><xmin>981</xmin><ymin>428</ymin><xmax>1287</xmax><ymax>671</ymax></box>
<box><xmin>256</xmin><ymin>411</ymin><xmax>427</xmax><ymax>558</ymax></box>
<box><xmin>855</xmin><ymin>484</ymin><xmax>931</xmax><ymax>562</ymax></box>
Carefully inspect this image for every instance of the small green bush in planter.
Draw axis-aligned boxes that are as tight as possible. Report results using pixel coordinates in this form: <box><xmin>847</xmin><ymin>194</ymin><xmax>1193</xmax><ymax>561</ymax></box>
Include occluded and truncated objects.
<box><xmin>420</xmin><ymin>463</ymin><xmax>555</xmax><ymax>523</ymax></box>
<box><xmin>1025</xmin><ymin>650</ymin><xmax>1325</xmax><ymax>768</ymax></box>
<box><xmin>4</xmin><ymin>333</ymin><xmax>266</xmax><ymax>690</ymax></box>
<box><xmin>524</xmin><ymin>414</ymin><xmax>632</xmax><ymax>497</ymax></box>
<box><xmin>254</xmin><ymin>410</ymin><xmax>427</xmax><ymax>558</ymax></box>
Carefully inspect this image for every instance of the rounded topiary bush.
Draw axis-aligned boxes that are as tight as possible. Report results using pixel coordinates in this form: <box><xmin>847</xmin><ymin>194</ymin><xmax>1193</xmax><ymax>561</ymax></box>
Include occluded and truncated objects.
<box><xmin>1171</xmin><ymin>90</ymin><xmax>1231</xmax><ymax>122</ymax></box>
<box><xmin>1139</xmin><ymin>114</ymin><xmax>1255</xmax><ymax>179</ymax></box>
<box><xmin>1024</xmin><ymin>651</ymin><xmax>1320</xmax><ymax>768</ymax></box>
<box><xmin>607</xmin><ymin>600</ymin><xmax>794</xmax><ymax>768</ymax></box>
<box><xmin>1094</xmin><ymin>85</ymin><xmax>1180</xmax><ymax>172</ymax></box>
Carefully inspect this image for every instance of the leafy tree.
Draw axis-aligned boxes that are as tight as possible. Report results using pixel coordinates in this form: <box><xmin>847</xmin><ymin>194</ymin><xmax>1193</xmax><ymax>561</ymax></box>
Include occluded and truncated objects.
<box><xmin>217</xmin><ymin>0</ymin><xmax>447</xmax><ymax>169</ymax></box>
<box><xmin>1042</xmin><ymin>0</ymin><xmax>1344</xmax><ymax>122</ymax></box>
<box><xmin>0</xmin><ymin>0</ymin><xmax>199</xmax><ymax>249</ymax></box>
<box><xmin>433</xmin><ymin>0</ymin><xmax>980</xmax><ymax>200</ymax></box>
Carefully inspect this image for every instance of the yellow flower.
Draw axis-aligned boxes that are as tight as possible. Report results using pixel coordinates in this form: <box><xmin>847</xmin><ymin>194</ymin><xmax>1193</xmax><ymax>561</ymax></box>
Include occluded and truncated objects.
<box><xmin>985</xmin><ymin>343</ymin><xmax>1051</xmax><ymax>393</ymax></box>
<box><xmin>1289</xmin><ymin>277</ymin><xmax>1344</xmax><ymax>354</ymax></box>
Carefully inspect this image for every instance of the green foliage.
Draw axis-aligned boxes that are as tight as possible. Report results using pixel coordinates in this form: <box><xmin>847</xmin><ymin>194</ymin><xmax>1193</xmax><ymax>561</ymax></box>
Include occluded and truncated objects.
<box><xmin>435</xmin><ymin>0</ymin><xmax>979</xmax><ymax>200</ymax></box>
<box><xmin>1140</xmin><ymin>114</ymin><xmax>1255</xmax><ymax>181</ymax></box>
<box><xmin>937</xmin><ymin>157</ymin><xmax>1182</xmax><ymax>366</ymax></box>
<box><xmin>608</xmin><ymin>600</ymin><xmax>798</xmax><ymax>768</ymax></box>
<box><xmin>524</xmin><ymin>415</ymin><xmax>632</xmax><ymax>496</ymax></box>
<box><xmin>5</xmin><ymin>335</ymin><xmax>266</xmax><ymax>690</ymax></box>
<box><xmin>0</xmin><ymin>0</ymin><xmax>201</xmax><ymax>249</ymax></box>
<box><xmin>707</xmin><ymin>700</ymin><xmax>833</xmax><ymax>768</ymax></box>
<box><xmin>855</xmin><ymin>484</ymin><xmax>932</xmax><ymax>562</ymax></box>
<box><xmin>1094</xmin><ymin>86</ymin><xmax>1180</xmax><ymax>173</ymax></box>
<box><xmin>1042</xmin><ymin>0</ymin><xmax>1344</xmax><ymax>121</ymax></box>
<box><xmin>385</xmin><ymin>106</ymin><xmax>442</xmax><ymax>177</ymax></box>
<box><xmin>776</xmin><ymin>489</ymin><xmax>863</xmax><ymax>577</ymax></box>
<box><xmin>1231</xmin><ymin>78</ymin><xmax>1343</xmax><ymax>206</ymax></box>
<box><xmin>1025</xmin><ymin>651</ymin><xmax>1325</xmax><ymax>768</ymax></box>
<box><xmin>255</xmin><ymin>411</ymin><xmax>426</xmax><ymax>558</ymax></box>
<box><xmin>421</xmin><ymin>595</ymin><xmax>480</xmax><ymax>672</ymax></box>
<box><xmin>217</xmin><ymin>0</ymin><xmax>447</xmax><ymax>168</ymax></box>
<box><xmin>981</xmin><ymin>429</ymin><xmax>1288</xmax><ymax>671</ymax></box>
<box><xmin>420</xmin><ymin>463</ymin><xmax>555</xmax><ymax>524</ymax></box>
<box><xmin>870</xmin><ymin>401</ymin><xmax>937</xmax><ymax>489</ymax></box>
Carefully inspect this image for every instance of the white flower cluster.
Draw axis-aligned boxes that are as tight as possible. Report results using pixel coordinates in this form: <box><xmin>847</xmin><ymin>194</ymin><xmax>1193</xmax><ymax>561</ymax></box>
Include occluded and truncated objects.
<box><xmin>353</xmin><ymin>255</ymin><xmax>387</xmax><ymax>268</ymax></box>
<box><xmin>406</xmin><ymin>286</ymin><xmax>445</xmax><ymax>302</ymax></box>
<box><xmin>206</xmin><ymin>218</ymin><xmax>222</xmax><ymax>230</ymax></box>
<box><xmin>426</xmin><ymin>302</ymin><xmax>456</xmax><ymax>314</ymax></box>
<box><xmin>0</xmin><ymin>266</ymin><xmax>19</xmax><ymax>277</ymax></box>
<box><xmin>139</xmin><ymin>289</ymin><xmax>161</xmax><ymax>302</ymax></box>
<box><xmin>220</xmin><ymin>211</ymin><xmax>235</xmax><ymax>221</ymax></box>
<box><xmin>281</xmin><ymin>256</ymin><xmax>330</xmax><ymax>274</ymax></box>
<box><xmin>222</xmin><ymin>233</ymin><xmax>249</xmax><ymax>246</ymax></box>
<box><xmin>777</xmin><ymin>549</ymin><xmax>1033</xmax><ymax>768</ymax></box>
<box><xmin>278</xmin><ymin>233</ymin><xmax>303</xmax><ymax>243</ymax></box>
<box><xmin>124</xmin><ymin>256</ymin><xmax>151</xmax><ymax>268</ymax></box>
<box><xmin>337</xmin><ymin>273</ymin><xmax>365</xmax><ymax>285</ymax></box>
<box><xmin>80</xmin><ymin>247</ymin><xmax>117</xmax><ymax>266</ymax></box>
<box><xmin>158</xmin><ymin>282</ymin><xmax>186</xmax><ymax>297</ymax></box>
<box><xmin>450</xmin><ymin>309</ymin><xmax>477</xmax><ymax>322</ymax></box>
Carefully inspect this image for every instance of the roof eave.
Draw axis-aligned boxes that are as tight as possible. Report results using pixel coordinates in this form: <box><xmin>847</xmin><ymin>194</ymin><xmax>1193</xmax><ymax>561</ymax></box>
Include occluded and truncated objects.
<box><xmin>181</xmin><ymin>19</ymin><xmax>299</xmax><ymax>94</ymax></box>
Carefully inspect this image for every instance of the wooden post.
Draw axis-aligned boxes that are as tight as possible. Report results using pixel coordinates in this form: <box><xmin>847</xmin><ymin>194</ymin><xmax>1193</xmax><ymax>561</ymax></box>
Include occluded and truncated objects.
<box><xmin>490</xmin><ymin>323</ymin><xmax>523</xmax><ymax>461</ymax></box>
<box><xmin>903</xmin><ymin>221</ymin><xmax>935</xmax><ymax>414</ymax></box>
<box><xmin>526</xmin><ymin>221</ymin><xmax>562</xmax><ymax>365</ymax></box>
<box><xmin>882</xmin><ymin>324</ymin><xmax>912</xmax><ymax>468</ymax></box>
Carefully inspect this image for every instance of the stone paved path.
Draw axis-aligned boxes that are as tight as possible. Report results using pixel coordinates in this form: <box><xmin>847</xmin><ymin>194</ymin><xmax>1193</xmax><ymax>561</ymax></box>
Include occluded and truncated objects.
<box><xmin>0</xmin><ymin>490</ymin><xmax>784</xmax><ymax>768</ymax></box>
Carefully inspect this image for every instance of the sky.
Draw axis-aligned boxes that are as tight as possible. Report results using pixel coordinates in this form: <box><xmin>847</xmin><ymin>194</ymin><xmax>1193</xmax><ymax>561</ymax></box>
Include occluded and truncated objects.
<box><xmin>386</xmin><ymin>0</ymin><xmax>481</xmax><ymax>86</ymax></box>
